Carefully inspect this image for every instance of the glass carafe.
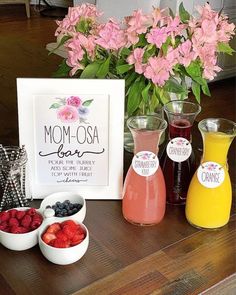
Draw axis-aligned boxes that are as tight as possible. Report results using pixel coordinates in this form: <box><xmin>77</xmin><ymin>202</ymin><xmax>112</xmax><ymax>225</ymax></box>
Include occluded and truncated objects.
<box><xmin>160</xmin><ymin>101</ymin><xmax>201</xmax><ymax>205</ymax></box>
<box><xmin>122</xmin><ymin>115</ymin><xmax>167</xmax><ymax>226</ymax></box>
<box><xmin>186</xmin><ymin>118</ymin><xmax>236</xmax><ymax>229</ymax></box>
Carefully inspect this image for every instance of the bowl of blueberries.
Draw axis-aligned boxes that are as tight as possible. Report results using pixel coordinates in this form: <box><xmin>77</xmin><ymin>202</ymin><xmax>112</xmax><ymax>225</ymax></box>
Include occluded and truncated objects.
<box><xmin>40</xmin><ymin>192</ymin><xmax>86</xmax><ymax>223</ymax></box>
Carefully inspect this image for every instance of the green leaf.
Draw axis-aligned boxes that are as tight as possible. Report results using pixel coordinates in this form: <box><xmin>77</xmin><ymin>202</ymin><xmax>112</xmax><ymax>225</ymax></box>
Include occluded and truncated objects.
<box><xmin>48</xmin><ymin>35</ymin><xmax>71</xmax><ymax>56</ymax></box>
<box><xmin>169</xmin><ymin>7</ymin><xmax>175</xmax><ymax>18</ymax></box>
<box><xmin>120</xmin><ymin>47</ymin><xmax>131</xmax><ymax>57</ymax></box>
<box><xmin>186</xmin><ymin>60</ymin><xmax>201</xmax><ymax>78</ymax></box>
<box><xmin>52</xmin><ymin>59</ymin><xmax>71</xmax><ymax>77</ymax></box>
<box><xmin>135</xmin><ymin>33</ymin><xmax>147</xmax><ymax>47</ymax></box>
<box><xmin>76</xmin><ymin>18</ymin><xmax>90</xmax><ymax>34</ymax></box>
<box><xmin>191</xmin><ymin>81</ymin><xmax>201</xmax><ymax>103</ymax></box>
<box><xmin>96</xmin><ymin>56</ymin><xmax>111</xmax><ymax>78</ymax></box>
<box><xmin>217</xmin><ymin>42</ymin><xmax>235</xmax><ymax>55</ymax></box>
<box><xmin>201</xmin><ymin>80</ymin><xmax>211</xmax><ymax>97</ymax></box>
<box><xmin>141</xmin><ymin>82</ymin><xmax>151</xmax><ymax>103</ymax></box>
<box><xmin>49</xmin><ymin>103</ymin><xmax>62</xmax><ymax>109</ymax></box>
<box><xmin>161</xmin><ymin>36</ymin><xmax>171</xmax><ymax>55</ymax></box>
<box><xmin>179</xmin><ymin>2</ymin><xmax>190</xmax><ymax>23</ymax></box>
<box><xmin>125</xmin><ymin>72</ymin><xmax>139</xmax><ymax>90</ymax></box>
<box><xmin>116</xmin><ymin>64</ymin><xmax>133</xmax><ymax>75</ymax></box>
<box><xmin>80</xmin><ymin>62</ymin><xmax>100</xmax><ymax>78</ymax></box>
<box><xmin>164</xmin><ymin>77</ymin><xmax>186</xmax><ymax>94</ymax></box>
<box><xmin>82</xmin><ymin>99</ymin><xmax>93</xmax><ymax>106</ymax></box>
<box><xmin>149</xmin><ymin>91</ymin><xmax>159</xmax><ymax>113</ymax></box>
<box><xmin>127</xmin><ymin>80</ymin><xmax>142</xmax><ymax>116</ymax></box>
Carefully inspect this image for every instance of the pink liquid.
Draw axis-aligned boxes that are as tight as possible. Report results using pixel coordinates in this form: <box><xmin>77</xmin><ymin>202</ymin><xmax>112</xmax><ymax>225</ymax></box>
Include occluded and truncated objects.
<box><xmin>122</xmin><ymin>167</ymin><xmax>166</xmax><ymax>225</ymax></box>
<box><xmin>160</xmin><ymin>119</ymin><xmax>196</xmax><ymax>205</ymax></box>
<box><xmin>122</xmin><ymin>129</ymin><xmax>166</xmax><ymax>225</ymax></box>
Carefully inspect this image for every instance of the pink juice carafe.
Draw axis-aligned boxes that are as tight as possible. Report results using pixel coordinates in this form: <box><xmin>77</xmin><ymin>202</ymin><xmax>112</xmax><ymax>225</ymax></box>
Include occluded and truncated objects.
<box><xmin>122</xmin><ymin>115</ymin><xmax>167</xmax><ymax>226</ymax></box>
<box><xmin>160</xmin><ymin>101</ymin><xmax>201</xmax><ymax>205</ymax></box>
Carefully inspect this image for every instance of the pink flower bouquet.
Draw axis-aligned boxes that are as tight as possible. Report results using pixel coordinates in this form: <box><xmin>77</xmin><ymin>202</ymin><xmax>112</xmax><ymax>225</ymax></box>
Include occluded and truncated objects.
<box><xmin>51</xmin><ymin>2</ymin><xmax>235</xmax><ymax>116</ymax></box>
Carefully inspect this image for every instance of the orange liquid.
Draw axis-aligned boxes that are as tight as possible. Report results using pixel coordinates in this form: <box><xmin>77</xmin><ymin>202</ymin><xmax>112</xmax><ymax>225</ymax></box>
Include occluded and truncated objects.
<box><xmin>122</xmin><ymin>167</ymin><xmax>166</xmax><ymax>225</ymax></box>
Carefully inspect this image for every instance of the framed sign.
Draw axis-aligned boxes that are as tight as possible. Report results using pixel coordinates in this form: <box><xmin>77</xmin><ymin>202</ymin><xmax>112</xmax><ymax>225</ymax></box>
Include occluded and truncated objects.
<box><xmin>17</xmin><ymin>78</ymin><xmax>125</xmax><ymax>199</ymax></box>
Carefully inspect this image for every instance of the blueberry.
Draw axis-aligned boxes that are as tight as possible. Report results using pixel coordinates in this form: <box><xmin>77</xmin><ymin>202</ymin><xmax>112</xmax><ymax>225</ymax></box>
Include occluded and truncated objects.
<box><xmin>56</xmin><ymin>201</ymin><xmax>61</xmax><ymax>206</ymax></box>
<box><xmin>46</xmin><ymin>205</ymin><xmax>51</xmax><ymax>209</ymax></box>
<box><xmin>52</xmin><ymin>205</ymin><xmax>56</xmax><ymax>210</ymax></box>
<box><xmin>72</xmin><ymin>208</ymin><xmax>78</xmax><ymax>214</ymax></box>
<box><xmin>68</xmin><ymin>210</ymin><xmax>73</xmax><ymax>216</ymax></box>
<box><xmin>57</xmin><ymin>214</ymin><xmax>63</xmax><ymax>217</ymax></box>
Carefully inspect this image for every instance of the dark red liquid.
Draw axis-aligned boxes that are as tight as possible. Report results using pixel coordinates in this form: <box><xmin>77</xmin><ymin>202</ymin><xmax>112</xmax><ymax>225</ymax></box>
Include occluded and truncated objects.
<box><xmin>160</xmin><ymin>119</ymin><xmax>196</xmax><ymax>205</ymax></box>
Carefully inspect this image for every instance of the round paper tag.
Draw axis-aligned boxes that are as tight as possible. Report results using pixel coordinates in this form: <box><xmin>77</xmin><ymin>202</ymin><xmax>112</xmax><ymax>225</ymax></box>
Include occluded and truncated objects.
<box><xmin>166</xmin><ymin>137</ymin><xmax>192</xmax><ymax>163</ymax></box>
<box><xmin>132</xmin><ymin>151</ymin><xmax>159</xmax><ymax>177</ymax></box>
<box><xmin>197</xmin><ymin>161</ymin><xmax>225</xmax><ymax>188</ymax></box>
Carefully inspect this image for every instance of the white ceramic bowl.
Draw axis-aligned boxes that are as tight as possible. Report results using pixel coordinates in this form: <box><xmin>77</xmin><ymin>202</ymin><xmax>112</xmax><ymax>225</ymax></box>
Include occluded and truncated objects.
<box><xmin>0</xmin><ymin>207</ymin><xmax>43</xmax><ymax>251</ymax></box>
<box><xmin>40</xmin><ymin>192</ymin><xmax>86</xmax><ymax>223</ymax></box>
<box><xmin>38</xmin><ymin>218</ymin><xmax>89</xmax><ymax>265</ymax></box>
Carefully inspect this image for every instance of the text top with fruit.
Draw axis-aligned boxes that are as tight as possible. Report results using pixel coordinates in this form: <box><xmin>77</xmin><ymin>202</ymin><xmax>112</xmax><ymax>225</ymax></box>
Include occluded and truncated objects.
<box><xmin>50</xmin><ymin>2</ymin><xmax>235</xmax><ymax>116</ymax></box>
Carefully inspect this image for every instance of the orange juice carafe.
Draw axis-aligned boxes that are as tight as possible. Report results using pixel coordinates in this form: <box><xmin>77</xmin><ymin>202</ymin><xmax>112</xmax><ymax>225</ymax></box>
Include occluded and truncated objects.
<box><xmin>122</xmin><ymin>115</ymin><xmax>167</xmax><ymax>226</ymax></box>
<box><xmin>186</xmin><ymin>118</ymin><xmax>236</xmax><ymax>229</ymax></box>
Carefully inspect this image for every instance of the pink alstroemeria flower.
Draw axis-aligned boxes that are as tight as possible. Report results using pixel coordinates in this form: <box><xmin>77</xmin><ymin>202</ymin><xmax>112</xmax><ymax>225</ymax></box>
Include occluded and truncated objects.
<box><xmin>146</xmin><ymin>27</ymin><xmax>168</xmax><ymax>48</ymax></box>
<box><xmin>178</xmin><ymin>40</ymin><xmax>197</xmax><ymax>67</ymax></box>
<box><xmin>144</xmin><ymin>57</ymin><xmax>171</xmax><ymax>86</ymax></box>
<box><xmin>96</xmin><ymin>20</ymin><xmax>126</xmax><ymax>50</ymax></box>
<box><xmin>127</xmin><ymin>48</ymin><xmax>145</xmax><ymax>74</ymax></box>
<box><xmin>57</xmin><ymin>105</ymin><xmax>79</xmax><ymax>123</ymax></box>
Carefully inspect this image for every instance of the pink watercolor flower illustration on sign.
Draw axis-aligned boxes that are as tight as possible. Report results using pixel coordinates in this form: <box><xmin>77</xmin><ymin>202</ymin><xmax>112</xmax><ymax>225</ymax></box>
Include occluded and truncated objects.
<box><xmin>176</xmin><ymin>138</ymin><xmax>185</xmax><ymax>146</ymax></box>
<box><xmin>50</xmin><ymin>96</ymin><xmax>93</xmax><ymax>123</ymax></box>
<box><xmin>140</xmin><ymin>152</ymin><xmax>153</xmax><ymax>160</ymax></box>
<box><xmin>205</xmin><ymin>163</ymin><xmax>218</xmax><ymax>171</ymax></box>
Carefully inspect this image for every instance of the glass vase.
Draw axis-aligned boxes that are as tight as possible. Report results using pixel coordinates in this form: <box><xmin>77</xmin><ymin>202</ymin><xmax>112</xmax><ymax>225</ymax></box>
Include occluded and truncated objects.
<box><xmin>160</xmin><ymin>101</ymin><xmax>201</xmax><ymax>205</ymax></box>
<box><xmin>186</xmin><ymin>118</ymin><xmax>236</xmax><ymax>229</ymax></box>
<box><xmin>122</xmin><ymin>115</ymin><xmax>167</xmax><ymax>226</ymax></box>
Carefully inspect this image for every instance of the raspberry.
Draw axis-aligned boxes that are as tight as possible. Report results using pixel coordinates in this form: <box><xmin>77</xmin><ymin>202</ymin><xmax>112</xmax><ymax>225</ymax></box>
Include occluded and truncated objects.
<box><xmin>27</xmin><ymin>208</ymin><xmax>37</xmax><ymax>216</ymax></box>
<box><xmin>33</xmin><ymin>213</ymin><xmax>43</xmax><ymax>222</ymax></box>
<box><xmin>9</xmin><ymin>209</ymin><xmax>18</xmax><ymax>218</ymax></box>
<box><xmin>21</xmin><ymin>215</ymin><xmax>32</xmax><ymax>228</ymax></box>
<box><xmin>52</xmin><ymin>239</ymin><xmax>70</xmax><ymax>248</ymax></box>
<box><xmin>56</xmin><ymin>230</ymin><xmax>69</xmax><ymax>242</ymax></box>
<box><xmin>0</xmin><ymin>211</ymin><xmax>10</xmax><ymax>222</ymax></box>
<box><xmin>0</xmin><ymin>221</ymin><xmax>8</xmax><ymax>231</ymax></box>
<box><xmin>10</xmin><ymin>226</ymin><xmax>22</xmax><ymax>234</ymax></box>
<box><xmin>16</xmin><ymin>210</ymin><xmax>26</xmax><ymax>220</ymax></box>
<box><xmin>30</xmin><ymin>219</ymin><xmax>42</xmax><ymax>230</ymax></box>
<box><xmin>8</xmin><ymin>217</ymin><xmax>19</xmax><ymax>227</ymax></box>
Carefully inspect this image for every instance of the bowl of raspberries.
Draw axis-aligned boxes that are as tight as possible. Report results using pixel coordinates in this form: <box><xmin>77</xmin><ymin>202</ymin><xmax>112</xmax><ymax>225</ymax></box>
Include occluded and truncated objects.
<box><xmin>38</xmin><ymin>218</ymin><xmax>89</xmax><ymax>265</ymax></box>
<box><xmin>0</xmin><ymin>207</ymin><xmax>43</xmax><ymax>251</ymax></box>
<box><xmin>40</xmin><ymin>192</ymin><xmax>86</xmax><ymax>223</ymax></box>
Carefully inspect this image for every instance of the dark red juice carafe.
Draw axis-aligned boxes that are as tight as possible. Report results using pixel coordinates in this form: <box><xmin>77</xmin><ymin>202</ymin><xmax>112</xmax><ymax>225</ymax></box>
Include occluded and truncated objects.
<box><xmin>160</xmin><ymin>101</ymin><xmax>201</xmax><ymax>205</ymax></box>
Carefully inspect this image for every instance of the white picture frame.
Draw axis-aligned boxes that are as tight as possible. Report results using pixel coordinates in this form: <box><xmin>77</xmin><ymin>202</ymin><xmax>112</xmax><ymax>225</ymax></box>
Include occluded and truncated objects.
<box><xmin>17</xmin><ymin>78</ymin><xmax>125</xmax><ymax>199</ymax></box>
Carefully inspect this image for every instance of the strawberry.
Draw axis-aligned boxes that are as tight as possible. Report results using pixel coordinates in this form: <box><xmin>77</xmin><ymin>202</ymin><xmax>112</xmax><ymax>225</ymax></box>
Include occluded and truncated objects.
<box><xmin>27</xmin><ymin>208</ymin><xmax>37</xmax><ymax>216</ymax></box>
<box><xmin>70</xmin><ymin>233</ymin><xmax>85</xmax><ymax>246</ymax></box>
<box><xmin>42</xmin><ymin>232</ymin><xmax>56</xmax><ymax>244</ymax></box>
<box><xmin>61</xmin><ymin>220</ymin><xmax>77</xmax><ymax>229</ymax></box>
<box><xmin>52</xmin><ymin>239</ymin><xmax>70</xmax><ymax>248</ymax></box>
<box><xmin>46</xmin><ymin>223</ymin><xmax>61</xmax><ymax>234</ymax></box>
<box><xmin>9</xmin><ymin>209</ymin><xmax>18</xmax><ymax>218</ymax></box>
<box><xmin>8</xmin><ymin>217</ymin><xmax>19</xmax><ymax>227</ymax></box>
<box><xmin>62</xmin><ymin>225</ymin><xmax>77</xmax><ymax>239</ymax></box>
<box><xmin>21</xmin><ymin>215</ymin><xmax>32</xmax><ymax>228</ymax></box>
<box><xmin>0</xmin><ymin>211</ymin><xmax>10</xmax><ymax>222</ymax></box>
<box><xmin>16</xmin><ymin>210</ymin><xmax>26</xmax><ymax>220</ymax></box>
<box><xmin>56</xmin><ymin>230</ymin><xmax>69</xmax><ymax>242</ymax></box>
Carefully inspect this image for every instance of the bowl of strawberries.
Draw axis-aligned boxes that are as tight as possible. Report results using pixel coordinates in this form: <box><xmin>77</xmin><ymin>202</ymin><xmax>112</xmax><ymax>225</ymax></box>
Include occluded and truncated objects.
<box><xmin>38</xmin><ymin>218</ymin><xmax>89</xmax><ymax>265</ymax></box>
<box><xmin>0</xmin><ymin>207</ymin><xmax>43</xmax><ymax>251</ymax></box>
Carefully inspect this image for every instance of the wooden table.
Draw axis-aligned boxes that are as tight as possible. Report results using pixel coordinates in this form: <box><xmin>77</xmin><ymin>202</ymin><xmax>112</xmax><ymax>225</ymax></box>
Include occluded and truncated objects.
<box><xmin>0</xmin><ymin>127</ymin><xmax>235</xmax><ymax>295</ymax></box>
